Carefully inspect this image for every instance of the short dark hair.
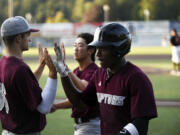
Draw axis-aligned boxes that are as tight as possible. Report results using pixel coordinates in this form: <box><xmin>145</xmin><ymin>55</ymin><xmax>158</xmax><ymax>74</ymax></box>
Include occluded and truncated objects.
<box><xmin>77</xmin><ymin>33</ymin><xmax>96</xmax><ymax>62</ymax></box>
<box><xmin>3</xmin><ymin>32</ymin><xmax>30</xmax><ymax>46</ymax></box>
<box><xmin>77</xmin><ymin>33</ymin><xmax>94</xmax><ymax>44</ymax></box>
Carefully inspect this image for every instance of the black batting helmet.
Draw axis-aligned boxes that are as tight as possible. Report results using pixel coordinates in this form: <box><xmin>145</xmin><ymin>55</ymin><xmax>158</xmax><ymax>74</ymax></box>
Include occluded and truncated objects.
<box><xmin>88</xmin><ymin>23</ymin><xmax>131</xmax><ymax>57</ymax></box>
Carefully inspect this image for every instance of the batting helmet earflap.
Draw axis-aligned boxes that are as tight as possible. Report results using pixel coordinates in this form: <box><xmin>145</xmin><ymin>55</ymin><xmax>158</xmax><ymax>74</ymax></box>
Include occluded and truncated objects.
<box><xmin>88</xmin><ymin>23</ymin><xmax>131</xmax><ymax>57</ymax></box>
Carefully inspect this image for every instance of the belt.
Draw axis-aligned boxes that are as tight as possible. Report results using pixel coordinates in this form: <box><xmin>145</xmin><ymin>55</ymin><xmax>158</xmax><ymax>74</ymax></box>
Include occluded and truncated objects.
<box><xmin>74</xmin><ymin>117</ymin><xmax>90</xmax><ymax>124</ymax></box>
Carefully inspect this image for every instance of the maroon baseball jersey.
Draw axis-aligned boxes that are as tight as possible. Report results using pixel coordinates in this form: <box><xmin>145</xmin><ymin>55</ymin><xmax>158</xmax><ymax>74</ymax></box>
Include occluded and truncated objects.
<box><xmin>0</xmin><ymin>56</ymin><xmax>46</xmax><ymax>134</ymax></box>
<box><xmin>81</xmin><ymin>62</ymin><xmax>157</xmax><ymax>135</ymax></box>
<box><xmin>72</xmin><ymin>63</ymin><xmax>100</xmax><ymax>119</ymax></box>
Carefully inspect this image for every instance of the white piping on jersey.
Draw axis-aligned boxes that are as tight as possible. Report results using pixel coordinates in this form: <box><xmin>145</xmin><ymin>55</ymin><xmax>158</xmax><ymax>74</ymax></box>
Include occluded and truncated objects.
<box><xmin>97</xmin><ymin>92</ymin><xmax>125</xmax><ymax>106</ymax></box>
<box><xmin>0</xmin><ymin>82</ymin><xmax>9</xmax><ymax>114</ymax></box>
<box><xmin>98</xmin><ymin>81</ymin><xmax>101</xmax><ymax>87</ymax></box>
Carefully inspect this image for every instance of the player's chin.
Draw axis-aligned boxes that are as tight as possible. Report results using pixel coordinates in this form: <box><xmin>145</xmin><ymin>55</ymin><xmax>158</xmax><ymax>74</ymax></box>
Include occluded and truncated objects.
<box><xmin>22</xmin><ymin>47</ymin><xmax>29</xmax><ymax>51</ymax></box>
<box><xmin>74</xmin><ymin>56</ymin><xmax>79</xmax><ymax>61</ymax></box>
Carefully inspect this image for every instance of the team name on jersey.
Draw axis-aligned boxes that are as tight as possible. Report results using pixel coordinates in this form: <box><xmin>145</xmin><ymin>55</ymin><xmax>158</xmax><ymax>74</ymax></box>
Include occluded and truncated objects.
<box><xmin>97</xmin><ymin>93</ymin><xmax>126</xmax><ymax>106</ymax></box>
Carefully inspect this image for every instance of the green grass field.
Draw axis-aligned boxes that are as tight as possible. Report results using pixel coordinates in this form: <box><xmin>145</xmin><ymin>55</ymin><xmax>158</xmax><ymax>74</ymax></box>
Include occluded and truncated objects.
<box><xmin>1</xmin><ymin>107</ymin><xmax>179</xmax><ymax>135</ymax></box>
<box><xmin>43</xmin><ymin>107</ymin><xmax>180</xmax><ymax>135</ymax></box>
<box><xmin>0</xmin><ymin>46</ymin><xmax>180</xmax><ymax>135</ymax></box>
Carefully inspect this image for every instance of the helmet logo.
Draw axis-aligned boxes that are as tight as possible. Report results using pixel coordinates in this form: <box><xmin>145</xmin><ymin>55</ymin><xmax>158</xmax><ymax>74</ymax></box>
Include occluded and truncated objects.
<box><xmin>94</xmin><ymin>27</ymin><xmax>101</xmax><ymax>42</ymax></box>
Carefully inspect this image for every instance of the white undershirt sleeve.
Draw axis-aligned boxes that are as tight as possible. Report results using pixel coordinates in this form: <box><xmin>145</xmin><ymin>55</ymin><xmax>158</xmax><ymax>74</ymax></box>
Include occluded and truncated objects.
<box><xmin>124</xmin><ymin>123</ymin><xmax>139</xmax><ymax>135</ymax></box>
<box><xmin>37</xmin><ymin>77</ymin><xmax>57</xmax><ymax>114</ymax></box>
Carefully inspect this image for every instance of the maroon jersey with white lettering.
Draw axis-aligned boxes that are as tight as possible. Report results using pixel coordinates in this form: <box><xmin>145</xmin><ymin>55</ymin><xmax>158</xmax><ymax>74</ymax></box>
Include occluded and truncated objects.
<box><xmin>81</xmin><ymin>62</ymin><xmax>157</xmax><ymax>135</ymax></box>
<box><xmin>72</xmin><ymin>63</ymin><xmax>100</xmax><ymax>119</ymax></box>
<box><xmin>0</xmin><ymin>56</ymin><xmax>46</xmax><ymax>134</ymax></box>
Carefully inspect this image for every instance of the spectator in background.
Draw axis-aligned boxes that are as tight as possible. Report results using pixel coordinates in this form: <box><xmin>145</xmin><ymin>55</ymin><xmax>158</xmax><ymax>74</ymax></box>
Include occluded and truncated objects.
<box><xmin>161</xmin><ymin>35</ymin><xmax>168</xmax><ymax>47</ymax></box>
<box><xmin>52</xmin><ymin>33</ymin><xmax>100</xmax><ymax>135</ymax></box>
<box><xmin>170</xmin><ymin>28</ymin><xmax>180</xmax><ymax>76</ymax></box>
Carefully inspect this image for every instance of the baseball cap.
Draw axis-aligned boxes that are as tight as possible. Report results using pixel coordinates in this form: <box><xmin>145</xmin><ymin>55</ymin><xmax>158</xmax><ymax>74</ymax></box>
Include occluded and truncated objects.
<box><xmin>1</xmin><ymin>16</ymin><xmax>39</xmax><ymax>37</ymax></box>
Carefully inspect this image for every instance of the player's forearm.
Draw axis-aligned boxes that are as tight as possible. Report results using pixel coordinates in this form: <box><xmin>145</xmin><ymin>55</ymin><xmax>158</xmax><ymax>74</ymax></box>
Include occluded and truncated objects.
<box><xmin>55</xmin><ymin>99</ymin><xmax>73</xmax><ymax>109</ymax></box>
<box><xmin>48</xmin><ymin>70</ymin><xmax>57</xmax><ymax>79</ymax></box>
<box><xmin>116</xmin><ymin>117</ymin><xmax>149</xmax><ymax>135</ymax></box>
<box><xmin>34</xmin><ymin>64</ymin><xmax>45</xmax><ymax>81</ymax></box>
<box><xmin>61</xmin><ymin>76</ymin><xmax>87</xmax><ymax>110</ymax></box>
<box><xmin>37</xmin><ymin>77</ymin><xmax>57</xmax><ymax>114</ymax></box>
<box><xmin>68</xmin><ymin>72</ymin><xmax>88</xmax><ymax>90</ymax></box>
<box><xmin>131</xmin><ymin>117</ymin><xmax>149</xmax><ymax>135</ymax></box>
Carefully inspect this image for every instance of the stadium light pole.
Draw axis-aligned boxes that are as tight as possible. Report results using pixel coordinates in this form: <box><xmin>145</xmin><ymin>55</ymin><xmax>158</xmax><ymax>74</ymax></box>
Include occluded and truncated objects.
<box><xmin>8</xmin><ymin>0</ymin><xmax>13</xmax><ymax>17</ymax></box>
<box><xmin>103</xmin><ymin>4</ymin><xmax>110</xmax><ymax>22</ymax></box>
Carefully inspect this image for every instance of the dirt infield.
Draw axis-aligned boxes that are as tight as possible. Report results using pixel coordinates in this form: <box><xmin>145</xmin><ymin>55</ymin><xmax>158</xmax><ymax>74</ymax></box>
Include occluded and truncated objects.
<box><xmin>156</xmin><ymin>100</ymin><xmax>180</xmax><ymax>107</ymax></box>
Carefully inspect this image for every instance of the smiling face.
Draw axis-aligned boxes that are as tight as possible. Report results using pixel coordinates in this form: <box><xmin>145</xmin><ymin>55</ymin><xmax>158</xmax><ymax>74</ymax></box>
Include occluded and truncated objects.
<box><xmin>73</xmin><ymin>37</ymin><xmax>90</xmax><ymax>62</ymax></box>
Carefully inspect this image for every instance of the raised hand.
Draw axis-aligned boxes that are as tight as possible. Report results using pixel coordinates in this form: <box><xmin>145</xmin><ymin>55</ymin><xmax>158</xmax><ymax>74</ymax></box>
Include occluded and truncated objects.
<box><xmin>60</xmin><ymin>42</ymin><xmax>66</xmax><ymax>63</ymax></box>
<box><xmin>44</xmin><ymin>48</ymin><xmax>57</xmax><ymax>79</ymax></box>
<box><xmin>60</xmin><ymin>42</ymin><xmax>71</xmax><ymax>72</ymax></box>
<box><xmin>54</xmin><ymin>42</ymin><xmax>67</xmax><ymax>77</ymax></box>
<box><xmin>33</xmin><ymin>42</ymin><xmax>46</xmax><ymax>81</ymax></box>
<box><xmin>37</xmin><ymin>42</ymin><xmax>45</xmax><ymax>67</ymax></box>
<box><xmin>54</xmin><ymin>42</ymin><xmax>63</xmax><ymax>63</ymax></box>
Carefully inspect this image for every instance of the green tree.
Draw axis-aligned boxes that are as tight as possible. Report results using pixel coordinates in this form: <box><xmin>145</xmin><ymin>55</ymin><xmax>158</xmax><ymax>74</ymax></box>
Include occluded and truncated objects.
<box><xmin>139</xmin><ymin>0</ymin><xmax>180</xmax><ymax>20</ymax></box>
<box><xmin>0</xmin><ymin>0</ymin><xmax>8</xmax><ymax>25</ymax></box>
<box><xmin>46</xmin><ymin>11</ymin><xmax>68</xmax><ymax>23</ymax></box>
<box><xmin>72</xmin><ymin>0</ymin><xmax>85</xmax><ymax>21</ymax></box>
<box><xmin>1</xmin><ymin>0</ymin><xmax>180</xmax><ymax>24</ymax></box>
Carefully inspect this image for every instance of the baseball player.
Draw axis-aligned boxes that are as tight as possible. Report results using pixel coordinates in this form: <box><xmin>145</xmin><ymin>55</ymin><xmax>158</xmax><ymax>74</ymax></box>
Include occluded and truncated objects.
<box><xmin>52</xmin><ymin>33</ymin><xmax>100</xmax><ymax>135</ymax></box>
<box><xmin>0</xmin><ymin>16</ymin><xmax>57</xmax><ymax>135</ymax></box>
<box><xmin>54</xmin><ymin>23</ymin><xmax>157</xmax><ymax>135</ymax></box>
<box><xmin>169</xmin><ymin>28</ymin><xmax>180</xmax><ymax>75</ymax></box>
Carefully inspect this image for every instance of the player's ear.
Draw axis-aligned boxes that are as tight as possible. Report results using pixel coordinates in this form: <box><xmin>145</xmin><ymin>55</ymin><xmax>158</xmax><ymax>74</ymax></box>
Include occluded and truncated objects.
<box><xmin>88</xmin><ymin>47</ymin><xmax>95</xmax><ymax>55</ymax></box>
<box><xmin>15</xmin><ymin>34</ymin><xmax>22</xmax><ymax>43</ymax></box>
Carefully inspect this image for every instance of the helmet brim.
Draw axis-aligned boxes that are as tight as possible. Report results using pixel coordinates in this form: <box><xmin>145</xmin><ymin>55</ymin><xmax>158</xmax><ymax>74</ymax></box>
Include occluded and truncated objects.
<box><xmin>88</xmin><ymin>38</ymin><xmax>130</xmax><ymax>48</ymax></box>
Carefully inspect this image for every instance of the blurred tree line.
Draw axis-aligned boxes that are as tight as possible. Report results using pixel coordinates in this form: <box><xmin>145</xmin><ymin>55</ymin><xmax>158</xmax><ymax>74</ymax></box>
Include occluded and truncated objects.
<box><xmin>0</xmin><ymin>0</ymin><xmax>180</xmax><ymax>24</ymax></box>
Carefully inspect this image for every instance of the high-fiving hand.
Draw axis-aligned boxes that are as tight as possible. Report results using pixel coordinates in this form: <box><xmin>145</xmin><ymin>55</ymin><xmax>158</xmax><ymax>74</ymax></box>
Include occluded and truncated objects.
<box><xmin>37</xmin><ymin>42</ymin><xmax>45</xmax><ymax>67</ymax></box>
<box><xmin>54</xmin><ymin>42</ymin><xmax>68</xmax><ymax>77</ymax></box>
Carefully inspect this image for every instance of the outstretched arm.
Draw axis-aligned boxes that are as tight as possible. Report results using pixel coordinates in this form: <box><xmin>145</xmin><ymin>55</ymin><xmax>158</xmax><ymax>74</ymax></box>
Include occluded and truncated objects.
<box><xmin>68</xmin><ymin>73</ymin><xmax>88</xmax><ymax>90</ymax></box>
<box><xmin>37</xmin><ymin>48</ymin><xmax>57</xmax><ymax>114</ymax></box>
<box><xmin>54</xmin><ymin>43</ymin><xmax>87</xmax><ymax>110</ymax></box>
<box><xmin>60</xmin><ymin>43</ymin><xmax>88</xmax><ymax>90</ymax></box>
<box><xmin>51</xmin><ymin>99</ymin><xmax>72</xmax><ymax>112</ymax></box>
<box><xmin>61</xmin><ymin>76</ymin><xmax>87</xmax><ymax>110</ymax></box>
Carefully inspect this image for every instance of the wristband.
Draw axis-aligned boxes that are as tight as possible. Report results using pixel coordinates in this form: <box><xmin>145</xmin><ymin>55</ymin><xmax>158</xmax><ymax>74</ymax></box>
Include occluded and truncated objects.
<box><xmin>65</xmin><ymin>67</ymin><xmax>72</xmax><ymax>74</ymax></box>
<box><xmin>124</xmin><ymin>123</ymin><xmax>139</xmax><ymax>135</ymax></box>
